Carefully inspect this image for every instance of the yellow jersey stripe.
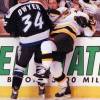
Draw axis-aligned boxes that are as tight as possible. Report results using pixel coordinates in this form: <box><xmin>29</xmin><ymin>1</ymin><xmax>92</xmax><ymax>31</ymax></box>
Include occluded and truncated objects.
<box><xmin>51</xmin><ymin>28</ymin><xmax>76</xmax><ymax>40</ymax></box>
<box><xmin>42</xmin><ymin>58</ymin><xmax>53</xmax><ymax>61</ymax></box>
<box><xmin>55</xmin><ymin>22</ymin><xmax>77</xmax><ymax>34</ymax></box>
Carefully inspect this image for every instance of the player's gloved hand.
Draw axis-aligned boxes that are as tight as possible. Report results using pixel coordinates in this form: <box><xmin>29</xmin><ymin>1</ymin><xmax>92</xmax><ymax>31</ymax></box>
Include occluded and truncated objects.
<box><xmin>74</xmin><ymin>16</ymin><xmax>88</xmax><ymax>28</ymax></box>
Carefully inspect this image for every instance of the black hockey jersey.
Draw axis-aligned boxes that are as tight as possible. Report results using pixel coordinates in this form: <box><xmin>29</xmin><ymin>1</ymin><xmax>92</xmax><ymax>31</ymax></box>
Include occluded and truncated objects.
<box><xmin>4</xmin><ymin>1</ymin><xmax>52</xmax><ymax>44</ymax></box>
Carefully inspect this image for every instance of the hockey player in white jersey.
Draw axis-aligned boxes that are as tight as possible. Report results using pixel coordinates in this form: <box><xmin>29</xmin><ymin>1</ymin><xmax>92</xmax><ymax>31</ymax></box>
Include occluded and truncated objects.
<box><xmin>34</xmin><ymin>5</ymin><xmax>96</xmax><ymax>98</ymax></box>
<box><xmin>51</xmin><ymin>6</ymin><xmax>95</xmax><ymax>97</ymax></box>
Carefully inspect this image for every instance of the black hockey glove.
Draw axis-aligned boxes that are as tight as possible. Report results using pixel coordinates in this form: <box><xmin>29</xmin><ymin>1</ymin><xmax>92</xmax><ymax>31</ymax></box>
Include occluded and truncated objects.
<box><xmin>74</xmin><ymin>16</ymin><xmax>89</xmax><ymax>28</ymax></box>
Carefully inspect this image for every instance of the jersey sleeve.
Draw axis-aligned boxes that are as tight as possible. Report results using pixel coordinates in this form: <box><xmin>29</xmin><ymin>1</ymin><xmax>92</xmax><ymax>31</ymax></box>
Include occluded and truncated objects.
<box><xmin>4</xmin><ymin>10</ymin><xmax>19</xmax><ymax>37</ymax></box>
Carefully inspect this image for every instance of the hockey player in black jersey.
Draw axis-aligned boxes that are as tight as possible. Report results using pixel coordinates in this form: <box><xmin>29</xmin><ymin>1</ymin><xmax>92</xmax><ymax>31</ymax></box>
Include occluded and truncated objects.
<box><xmin>4</xmin><ymin>0</ymin><xmax>53</xmax><ymax>99</ymax></box>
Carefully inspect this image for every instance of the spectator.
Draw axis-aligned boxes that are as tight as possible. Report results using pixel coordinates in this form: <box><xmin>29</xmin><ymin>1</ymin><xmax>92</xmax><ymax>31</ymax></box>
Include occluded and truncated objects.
<box><xmin>0</xmin><ymin>0</ymin><xmax>8</xmax><ymax>14</ymax></box>
<box><xmin>9</xmin><ymin>0</ymin><xmax>18</xmax><ymax>8</ymax></box>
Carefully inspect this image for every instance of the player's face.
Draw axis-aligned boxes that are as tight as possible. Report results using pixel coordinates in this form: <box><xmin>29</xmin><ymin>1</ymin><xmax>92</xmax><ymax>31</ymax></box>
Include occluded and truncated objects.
<box><xmin>48</xmin><ymin>0</ymin><xmax>58</xmax><ymax>9</ymax></box>
<box><xmin>72</xmin><ymin>0</ymin><xmax>81</xmax><ymax>11</ymax></box>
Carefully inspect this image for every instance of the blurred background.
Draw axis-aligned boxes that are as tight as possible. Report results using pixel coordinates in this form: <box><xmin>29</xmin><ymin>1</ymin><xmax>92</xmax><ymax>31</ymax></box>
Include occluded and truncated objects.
<box><xmin>0</xmin><ymin>0</ymin><xmax>17</xmax><ymax>36</ymax></box>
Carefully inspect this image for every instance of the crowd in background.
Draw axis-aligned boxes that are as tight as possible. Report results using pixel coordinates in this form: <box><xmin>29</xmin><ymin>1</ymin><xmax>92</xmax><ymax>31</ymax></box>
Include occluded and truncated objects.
<box><xmin>0</xmin><ymin>0</ymin><xmax>18</xmax><ymax>14</ymax></box>
<box><xmin>0</xmin><ymin>0</ymin><xmax>99</xmax><ymax>36</ymax></box>
<box><xmin>0</xmin><ymin>0</ymin><xmax>17</xmax><ymax>35</ymax></box>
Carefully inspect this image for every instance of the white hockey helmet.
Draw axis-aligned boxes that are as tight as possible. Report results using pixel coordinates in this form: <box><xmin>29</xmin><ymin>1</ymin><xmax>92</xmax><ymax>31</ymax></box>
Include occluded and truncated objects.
<box><xmin>76</xmin><ymin>11</ymin><xmax>89</xmax><ymax>20</ymax></box>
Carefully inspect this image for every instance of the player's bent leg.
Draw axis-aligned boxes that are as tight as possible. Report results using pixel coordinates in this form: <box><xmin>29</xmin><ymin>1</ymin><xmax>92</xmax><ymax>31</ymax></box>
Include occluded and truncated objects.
<box><xmin>50</xmin><ymin>61</ymin><xmax>71</xmax><ymax>98</ymax></box>
<box><xmin>41</xmin><ymin>40</ymin><xmax>57</xmax><ymax>68</ymax></box>
<box><xmin>11</xmin><ymin>45</ymin><xmax>34</xmax><ymax>99</ymax></box>
<box><xmin>40</xmin><ymin>40</ymin><xmax>57</xmax><ymax>82</ymax></box>
<box><xmin>11</xmin><ymin>64</ymin><xmax>25</xmax><ymax>99</ymax></box>
<box><xmin>36</xmin><ymin>40</ymin><xmax>56</xmax><ymax>98</ymax></box>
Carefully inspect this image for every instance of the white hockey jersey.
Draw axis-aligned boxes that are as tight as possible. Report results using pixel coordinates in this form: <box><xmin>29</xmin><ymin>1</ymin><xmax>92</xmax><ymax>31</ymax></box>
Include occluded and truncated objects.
<box><xmin>50</xmin><ymin>7</ymin><xmax>95</xmax><ymax>39</ymax></box>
